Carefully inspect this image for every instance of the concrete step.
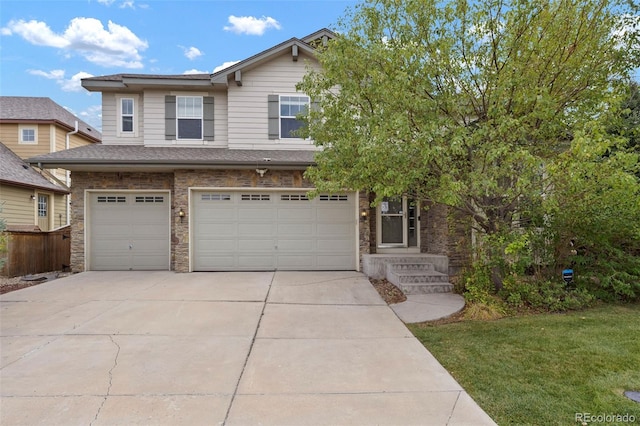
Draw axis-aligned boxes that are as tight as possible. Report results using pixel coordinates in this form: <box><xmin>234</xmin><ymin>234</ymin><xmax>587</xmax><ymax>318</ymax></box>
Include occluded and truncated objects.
<box><xmin>387</xmin><ymin>262</ymin><xmax>435</xmax><ymax>272</ymax></box>
<box><xmin>395</xmin><ymin>282</ymin><xmax>455</xmax><ymax>295</ymax></box>
<box><xmin>385</xmin><ymin>262</ymin><xmax>453</xmax><ymax>294</ymax></box>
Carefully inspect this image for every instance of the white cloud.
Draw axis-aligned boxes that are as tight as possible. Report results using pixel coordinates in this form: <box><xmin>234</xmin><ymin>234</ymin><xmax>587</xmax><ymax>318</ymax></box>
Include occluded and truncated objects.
<box><xmin>223</xmin><ymin>15</ymin><xmax>281</xmax><ymax>36</ymax></box>
<box><xmin>2</xmin><ymin>17</ymin><xmax>148</xmax><ymax>69</ymax></box>
<box><xmin>28</xmin><ymin>69</ymin><xmax>66</xmax><ymax>80</ymax></box>
<box><xmin>212</xmin><ymin>60</ymin><xmax>240</xmax><ymax>73</ymax></box>
<box><xmin>61</xmin><ymin>72</ymin><xmax>95</xmax><ymax>92</ymax></box>
<box><xmin>96</xmin><ymin>0</ymin><xmax>116</xmax><ymax>5</ymax></box>
<box><xmin>120</xmin><ymin>1</ymin><xmax>135</xmax><ymax>8</ymax></box>
<box><xmin>28</xmin><ymin>69</ymin><xmax>95</xmax><ymax>92</ymax></box>
<box><xmin>182</xmin><ymin>46</ymin><xmax>203</xmax><ymax>60</ymax></box>
<box><xmin>183</xmin><ymin>69</ymin><xmax>209</xmax><ymax>75</ymax></box>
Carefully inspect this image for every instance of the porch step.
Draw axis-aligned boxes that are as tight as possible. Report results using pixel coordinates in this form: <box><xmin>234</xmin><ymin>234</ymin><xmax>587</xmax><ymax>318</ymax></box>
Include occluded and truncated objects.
<box><xmin>385</xmin><ymin>262</ymin><xmax>453</xmax><ymax>295</ymax></box>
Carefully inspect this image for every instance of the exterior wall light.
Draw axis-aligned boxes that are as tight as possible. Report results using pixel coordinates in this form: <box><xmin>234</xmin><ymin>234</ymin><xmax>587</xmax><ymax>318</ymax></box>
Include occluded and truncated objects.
<box><xmin>256</xmin><ymin>168</ymin><xmax>268</xmax><ymax>177</ymax></box>
<box><xmin>178</xmin><ymin>208</ymin><xmax>185</xmax><ymax>223</ymax></box>
<box><xmin>30</xmin><ymin>195</ymin><xmax>36</xmax><ymax>201</ymax></box>
<box><xmin>360</xmin><ymin>209</ymin><xmax>368</xmax><ymax>221</ymax></box>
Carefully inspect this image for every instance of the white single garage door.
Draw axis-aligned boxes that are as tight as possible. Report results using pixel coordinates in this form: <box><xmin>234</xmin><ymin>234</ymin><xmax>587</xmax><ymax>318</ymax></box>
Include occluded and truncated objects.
<box><xmin>193</xmin><ymin>191</ymin><xmax>356</xmax><ymax>271</ymax></box>
<box><xmin>89</xmin><ymin>193</ymin><xmax>170</xmax><ymax>270</ymax></box>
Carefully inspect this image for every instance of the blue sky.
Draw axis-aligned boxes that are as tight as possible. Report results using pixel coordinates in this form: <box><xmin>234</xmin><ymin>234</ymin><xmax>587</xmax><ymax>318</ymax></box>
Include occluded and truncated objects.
<box><xmin>0</xmin><ymin>0</ymin><xmax>355</xmax><ymax>131</ymax></box>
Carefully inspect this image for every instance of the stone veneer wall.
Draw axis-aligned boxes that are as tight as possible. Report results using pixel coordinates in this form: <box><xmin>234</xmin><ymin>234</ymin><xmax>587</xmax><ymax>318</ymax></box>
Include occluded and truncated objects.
<box><xmin>421</xmin><ymin>201</ymin><xmax>472</xmax><ymax>275</ymax></box>
<box><xmin>69</xmin><ymin>171</ymin><xmax>174</xmax><ymax>272</ymax></box>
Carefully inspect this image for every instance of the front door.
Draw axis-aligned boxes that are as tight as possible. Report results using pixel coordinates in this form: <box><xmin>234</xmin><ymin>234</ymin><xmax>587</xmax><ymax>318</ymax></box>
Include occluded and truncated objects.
<box><xmin>377</xmin><ymin>197</ymin><xmax>418</xmax><ymax>249</ymax></box>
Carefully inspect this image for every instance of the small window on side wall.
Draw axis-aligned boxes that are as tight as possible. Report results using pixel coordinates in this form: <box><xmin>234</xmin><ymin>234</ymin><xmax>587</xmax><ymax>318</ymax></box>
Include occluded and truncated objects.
<box><xmin>19</xmin><ymin>126</ymin><xmax>37</xmax><ymax>144</ymax></box>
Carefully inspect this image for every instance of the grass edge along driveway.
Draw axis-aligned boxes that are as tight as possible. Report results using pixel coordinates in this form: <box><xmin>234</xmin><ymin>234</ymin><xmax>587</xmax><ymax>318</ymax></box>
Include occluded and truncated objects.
<box><xmin>409</xmin><ymin>304</ymin><xmax>640</xmax><ymax>425</ymax></box>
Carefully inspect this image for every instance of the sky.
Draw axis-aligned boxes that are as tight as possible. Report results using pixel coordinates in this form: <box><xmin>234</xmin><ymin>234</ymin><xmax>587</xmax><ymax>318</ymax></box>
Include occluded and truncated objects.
<box><xmin>0</xmin><ymin>0</ymin><xmax>356</xmax><ymax>131</ymax></box>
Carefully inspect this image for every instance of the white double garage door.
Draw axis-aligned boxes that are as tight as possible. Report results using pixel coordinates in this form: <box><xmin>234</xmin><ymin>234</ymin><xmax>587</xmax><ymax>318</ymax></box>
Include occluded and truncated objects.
<box><xmin>88</xmin><ymin>190</ymin><xmax>357</xmax><ymax>271</ymax></box>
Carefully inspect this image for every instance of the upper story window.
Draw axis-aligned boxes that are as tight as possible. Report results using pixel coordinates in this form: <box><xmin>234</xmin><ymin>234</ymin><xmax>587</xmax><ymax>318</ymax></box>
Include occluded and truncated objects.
<box><xmin>279</xmin><ymin>95</ymin><xmax>309</xmax><ymax>138</ymax></box>
<box><xmin>121</xmin><ymin>98</ymin><xmax>134</xmax><ymax>132</ymax></box>
<box><xmin>117</xmin><ymin>95</ymin><xmax>138</xmax><ymax>137</ymax></box>
<box><xmin>19</xmin><ymin>125</ymin><xmax>37</xmax><ymax>144</ymax></box>
<box><xmin>164</xmin><ymin>95</ymin><xmax>214</xmax><ymax>143</ymax></box>
<box><xmin>177</xmin><ymin>96</ymin><xmax>203</xmax><ymax>140</ymax></box>
<box><xmin>268</xmin><ymin>94</ymin><xmax>310</xmax><ymax>140</ymax></box>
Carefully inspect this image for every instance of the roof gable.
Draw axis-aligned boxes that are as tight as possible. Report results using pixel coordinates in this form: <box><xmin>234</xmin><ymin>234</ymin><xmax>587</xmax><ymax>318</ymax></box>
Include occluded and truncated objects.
<box><xmin>0</xmin><ymin>96</ymin><xmax>101</xmax><ymax>143</ymax></box>
<box><xmin>81</xmin><ymin>28</ymin><xmax>337</xmax><ymax>90</ymax></box>
<box><xmin>0</xmin><ymin>142</ymin><xmax>69</xmax><ymax>193</ymax></box>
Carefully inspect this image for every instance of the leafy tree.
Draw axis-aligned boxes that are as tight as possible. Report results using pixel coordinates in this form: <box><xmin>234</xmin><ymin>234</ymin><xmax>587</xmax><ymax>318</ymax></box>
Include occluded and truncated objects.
<box><xmin>299</xmin><ymin>0</ymin><xmax>640</xmax><ymax>291</ymax></box>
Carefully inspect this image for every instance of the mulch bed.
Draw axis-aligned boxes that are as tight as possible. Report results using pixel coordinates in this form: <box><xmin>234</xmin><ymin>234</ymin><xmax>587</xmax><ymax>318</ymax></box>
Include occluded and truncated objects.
<box><xmin>370</xmin><ymin>278</ymin><xmax>407</xmax><ymax>304</ymax></box>
<box><xmin>0</xmin><ymin>272</ymin><xmax>70</xmax><ymax>295</ymax></box>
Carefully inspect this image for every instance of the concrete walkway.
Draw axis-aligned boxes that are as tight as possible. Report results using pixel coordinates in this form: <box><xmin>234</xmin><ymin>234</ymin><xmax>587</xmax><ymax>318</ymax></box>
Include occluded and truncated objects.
<box><xmin>1</xmin><ymin>271</ymin><xmax>495</xmax><ymax>425</ymax></box>
<box><xmin>391</xmin><ymin>293</ymin><xmax>466</xmax><ymax>323</ymax></box>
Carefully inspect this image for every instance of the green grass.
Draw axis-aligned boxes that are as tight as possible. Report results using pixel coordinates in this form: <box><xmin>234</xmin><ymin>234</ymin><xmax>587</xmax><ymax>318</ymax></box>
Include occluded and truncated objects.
<box><xmin>409</xmin><ymin>304</ymin><xmax>640</xmax><ymax>425</ymax></box>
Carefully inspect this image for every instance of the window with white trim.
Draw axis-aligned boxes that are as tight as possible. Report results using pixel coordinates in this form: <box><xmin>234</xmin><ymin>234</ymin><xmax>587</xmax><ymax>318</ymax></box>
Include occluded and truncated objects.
<box><xmin>38</xmin><ymin>195</ymin><xmax>48</xmax><ymax>217</ymax></box>
<box><xmin>177</xmin><ymin>96</ymin><xmax>203</xmax><ymax>140</ymax></box>
<box><xmin>121</xmin><ymin>98</ymin><xmax>134</xmax><ymax>132</ymax></box>
<box><xmin>280</xmin><ymin>95</ymin><xmax>309</xmax><ymax>138</ymax></box>
<box><xmin>19</xmin><ymin>125</ymin><xmax>37</xmax><ymax>144</ymax></box>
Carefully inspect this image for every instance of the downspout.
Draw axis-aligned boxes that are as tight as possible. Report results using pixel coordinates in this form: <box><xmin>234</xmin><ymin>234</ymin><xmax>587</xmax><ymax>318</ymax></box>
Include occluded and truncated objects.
<box><xmin>65</xmin><ymin>121</ymin><xmax>79</xmax><ymax>226</ymax></box>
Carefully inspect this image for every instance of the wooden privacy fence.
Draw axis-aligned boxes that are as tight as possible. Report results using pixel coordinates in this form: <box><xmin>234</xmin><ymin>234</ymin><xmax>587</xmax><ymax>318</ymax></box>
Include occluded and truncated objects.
<box><xmin>1</xmin><ymin>226</ymin><xmax>71</xmax><ymax>277</ymax></box>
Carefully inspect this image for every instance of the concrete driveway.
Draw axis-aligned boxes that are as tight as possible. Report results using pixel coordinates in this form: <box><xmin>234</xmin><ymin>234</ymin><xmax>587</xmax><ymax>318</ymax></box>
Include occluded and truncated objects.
<box><xmin>1</xmin><ymin>271</ymin><xmax>495</xmax><ymax>425</ymax></box>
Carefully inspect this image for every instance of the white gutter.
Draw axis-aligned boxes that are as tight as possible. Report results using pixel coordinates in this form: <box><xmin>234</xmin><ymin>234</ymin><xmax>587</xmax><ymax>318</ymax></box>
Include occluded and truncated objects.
<box><xmin>65</xmin><ymin>121</ymin><xmax>79</xmax><ymax>225</ymax></box>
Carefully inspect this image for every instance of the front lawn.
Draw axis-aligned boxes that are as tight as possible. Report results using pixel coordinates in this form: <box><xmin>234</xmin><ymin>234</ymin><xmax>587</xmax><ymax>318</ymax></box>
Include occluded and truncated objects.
<box><xmin>409</xmin><ymin>304</ymin><xmax>640</xmax><ymax>425</ymax></box>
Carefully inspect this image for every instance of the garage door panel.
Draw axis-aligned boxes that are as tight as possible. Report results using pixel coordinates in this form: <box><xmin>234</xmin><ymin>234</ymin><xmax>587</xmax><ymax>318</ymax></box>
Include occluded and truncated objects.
<box><xmin>195</xmin><ymin>256</ymin><xmax>236</xmax><ymax>270</ymax></box>
<box><xmin>196</xmin><ymin>239</ymin><xmax>236</xmax><ymax>251</ymax></box>
<box><xmin>93</xmin><ymin>224</ymin><xmax>130</xmax><ymax>236</ymax></box>
<box><xmin>277</xmin><ymin>255</ymin><xmax>314</xmax><ymax>269</ymax></box>
<box><xmin>238</xmin><ymin>208</ymin><xmax>275</xmax><ymax>221</ymax></box>
<box><xmin>239</xmin><ymin>223</ymin><xmax>274</xmax><ymax>236</ymax></box>
<box><xmin>317</xmin><ymin>239</ymin><xmax>354</xmax><ymax>251</ymax></box>
<box><xmin>92</xmin><ymin>255</ymin><xmax>132</xmax><ymax>271</ymax></box>
<box><xmin>277</xmin><ymin>223</ymin><xmax>313</xmax><ymax>236</ymax></box>
<box><xmin>317</xmin><ymin>223</ymin><xmax>353</xmax><ymax>235</ymax></box>
<box><xmin>198</xmin><ymin>223</ymin><xmax>237</xmax><ymax>236</ymax></box>
<box><xmin>193</xmin><ymin>191</ymin><xmax>356</xmax><ymax>271</ymax></box>
<box><xmin>317</xmin><ymin>255</ymin><xmax>354</xmax><ymax>269</ymax></box>
<box><xmin>278</xmin><ymin>208</ymin><xmax>314</xmax><ymax>220</ymax></box>
<box><xmin>90</xmin><ymin>193</ymin><xmax>170</xmax><ymax>271</ymax></box>
<box><xmin>131</xmin><ymin>255</ymin><xmax>169</xmax><ymax>269</ymax></box>
<box><xmin>238</xmin><ymin>255</ymin><xmax>275</xmax><ymax>269</ymax></box>
<box><xmin>277</xmin><ymin>239</ymin><xmax>315</xmax><ymax>251</ymax></box>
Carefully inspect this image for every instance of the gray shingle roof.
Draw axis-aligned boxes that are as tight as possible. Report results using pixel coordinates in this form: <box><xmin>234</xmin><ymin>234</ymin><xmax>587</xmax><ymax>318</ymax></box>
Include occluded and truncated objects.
<box><xmin>0</xmin><ymin>96</ymin><xmax>101</xmax><ymax>142</ymax></box>
<box><xmin>0</xmin><ymin>142</ymin><xmax>69</xmax><ymax>193</ymax></box>
<box><xmin>26</xmin><ymin>144</ymin><xmax>316</xmax><ymax>170</ymax></box>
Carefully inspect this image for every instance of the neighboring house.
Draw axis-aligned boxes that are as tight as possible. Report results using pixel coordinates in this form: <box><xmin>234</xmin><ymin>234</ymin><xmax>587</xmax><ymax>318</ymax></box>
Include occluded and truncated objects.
<box><xmin>26</xmin><ymin>29</ymin><xmax>465</xmax><ymax>274</ymax></box>
<box><xmin>0</xmin><ymin>142</ymin><xmax>69</xmax><ymax>231</ymax></box>
<box><xmin>0</xmin><ymin>96</ymin><xmax>101</xmax><ymax>229</ymax></box>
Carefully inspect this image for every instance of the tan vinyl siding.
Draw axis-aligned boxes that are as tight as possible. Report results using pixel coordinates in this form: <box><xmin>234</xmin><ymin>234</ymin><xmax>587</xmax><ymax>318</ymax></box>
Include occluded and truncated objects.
<box><xmin>0</xmin><ymin>184</ymin><xmax>36</xmax><ymax>226</ymax></box>
<box><xmin>141</xmin><ymin>91</ymin><xmax>166</xmax><ymax>145</ymax></box>
<box><xmin>55</xmin><ymin>125</ymin><xmax>66</xmax><ymax>151</ymax></box>
<box><xmin>100</xmin><ymin>93</ymin><xmax>120</xmax><ymax>145</ymax></box>
<box><xmin>0</xmin><ymin>123</ymin><xmax>19</xmax><ymax>146</ymax></box>
<box><xmin>69</xmin><ymin>132</ymin><xmax>94</xmax><ymax>149</ymax></box>
<box><xmin>228</xmin><ymin>52</ymin><xmax>320</xmax><ymax>150</ymax></box>
<box><xmin>142</xmin><ymin>90</ymin><xmax>227</xmax><ymax>147</ymax></box>
<box><xmin>1</xmin><ymin>124</ymin><xmax>52</xmax><ymax>158</ymax></box>
<box><xmin>53</xmin><ymin>193</ymin><xmax>68</xmax><ymax>228</ymax></box>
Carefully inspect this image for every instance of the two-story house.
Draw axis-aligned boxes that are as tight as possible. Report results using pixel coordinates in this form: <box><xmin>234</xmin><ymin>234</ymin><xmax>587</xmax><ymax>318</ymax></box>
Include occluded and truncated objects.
<box><xmin>27</xmin><ymin>29</ymin><xmax>464</xmax><ymax>277</ymax></box>
<box><xmin>0</xmin><ymin>97</ymin><xmax>101</xmax><ymax>230</ymax></box>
